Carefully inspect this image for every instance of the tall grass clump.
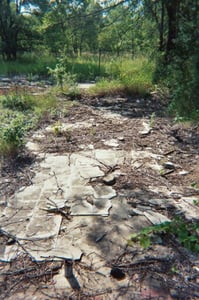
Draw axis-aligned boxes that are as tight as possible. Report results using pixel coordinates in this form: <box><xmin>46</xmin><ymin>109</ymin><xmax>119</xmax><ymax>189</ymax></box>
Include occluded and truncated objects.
<box><xmin>89</xmin><ymin>56</ymin><xmax>154</xmax><ymax>97</ymax></box>
<box><xmin>87</xmin><ymin>79</ymin><xmax>124</xmax><ymax>97</ymax></box>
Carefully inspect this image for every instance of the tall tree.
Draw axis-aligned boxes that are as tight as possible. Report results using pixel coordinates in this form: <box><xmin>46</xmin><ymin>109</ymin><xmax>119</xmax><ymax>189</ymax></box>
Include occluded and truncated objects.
<box><xmin>0</xmin><ymin>0</ymin><xmax>19</xmax><ymax>59</ymax></box>
<box><xmin>0</xmin><ymin>0</ymin><xmax>48</xmax><ymax>60</ymax></box>
<box><xmin>42</xmin><ymin>0</ymin><xmax>103</xmax><ymax>56</ymax></box>
<box><xmin>144</xmin><ymin>0</ymin><xmax>199</xmax><ymax>115</ymax></box>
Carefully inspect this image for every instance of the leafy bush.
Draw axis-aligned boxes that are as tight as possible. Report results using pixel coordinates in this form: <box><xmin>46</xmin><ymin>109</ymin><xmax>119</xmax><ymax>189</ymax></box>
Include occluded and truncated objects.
<box><xmin>0</xmin><ymin>114</ymin><xmax>30</xmax><ymax>155</ymax></box>
<box><xmin>154</xmin><ymin>2</ymin><xmax>199</xmax><ymax>121</ymax></box>
<box><xmin>0</xmin><ymin>90</ymin><xmax>59</xmax><ymax>156</ymax></box>
<box><xmin>48</xmin><ymin>55</ymin><xmax>79</xmax><ymax>95</ymax></box>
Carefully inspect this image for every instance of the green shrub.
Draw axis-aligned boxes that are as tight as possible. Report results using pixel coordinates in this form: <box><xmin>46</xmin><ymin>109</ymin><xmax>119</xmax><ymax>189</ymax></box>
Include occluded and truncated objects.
<box><xmin>0</xmin><ymin>114</ymin><xmax>29</xmax><ymax>155</ymax></box>
<box><xmin>0</xmin><ymin>90</ymin><xmax>59</xmax><ymax>156</ymax></box>
<box><xmin>129</xmin><ymin>218</ymin><xmax>199</xmax><ymax>253</ymax></box>
<box><xmin>1</xmin><ymin>93</ymin><xmax>35</xmax><ymax>111</ymax></box>
<box><xmin>167</xmin><ymin>54</ymin><xmax>199</xmax><ymax>120</ymax></box>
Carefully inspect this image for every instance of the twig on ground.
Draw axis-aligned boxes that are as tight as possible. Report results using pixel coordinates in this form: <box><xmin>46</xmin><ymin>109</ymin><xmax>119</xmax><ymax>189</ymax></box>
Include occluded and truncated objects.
<box><xmin>52</xmin><ymin>171</ymin><xmax>64</xmax><ymax>195</ymax></box>
<box><xmin>0</xmin><ymin>227</ymin><xmax>35</xmax><ymax>260</ymax></box>
<box><xmin>42</xmin><ymin>197</ymin><xmax>71</xmax><ymax>219</ymax></box>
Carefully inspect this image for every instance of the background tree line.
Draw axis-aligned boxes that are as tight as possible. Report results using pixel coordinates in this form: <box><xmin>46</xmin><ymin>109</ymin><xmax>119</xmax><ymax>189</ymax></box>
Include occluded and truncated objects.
<box><xmin>0</xmin><ymin>0</ymin><xmax>198</xmax><ymax>118</ymax></box>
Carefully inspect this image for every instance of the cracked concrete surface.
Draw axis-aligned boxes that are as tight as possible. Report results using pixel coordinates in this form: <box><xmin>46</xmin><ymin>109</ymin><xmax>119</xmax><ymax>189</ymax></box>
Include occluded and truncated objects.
<box><xmin>0</xmin><ymin>102</ymin><xmax>199</xmax><ymax>299</ymax></box>
<box><xmin>1</xmin><ymin>146</ymin><xmax>198</xmax><ymax>261</ymax></box>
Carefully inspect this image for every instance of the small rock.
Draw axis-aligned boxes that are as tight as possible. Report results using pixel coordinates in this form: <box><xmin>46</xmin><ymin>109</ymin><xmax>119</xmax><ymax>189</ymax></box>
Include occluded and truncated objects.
<box><xmin>104</xmin><ymin>139</ymin><xmax>119</xmax><ymax>147</ymax></box>
<box><xmin>163</xmin><ymin>162</ymin><xmax>175</xmax><ymax>169</ymax></box>
<box><xmin>6</xmin><ymin>238</ymin><xmax>16</xmax><ymax>245</ymax></box>
<box><xmin>170</xmin><ymin>289</ymin><xmax>179</xmax><ymax>298</ymax></box>
<box><xmin>151</xmin><ymin>235</ymin><xmax>163</xmax><ymax>245</ymax></box>
<box><xmin>144</xmin><ymin>210</ymin><xmax>170</xmax><ymax>225</ymax></box>
<box><xmin>170</xmin><ymin>192</ymin><xmax>182</xmax><ymax>199</ymax></box>
<box><xmin>88</xmin><ymin>144</ymin><xmax>94</xmax><ymax>150</ymax></box>
<box><xmin>26</xmin><ymin>141</ymin><xmax>40</xmax><ymax>152</ymax></box>
<box><xmin>110</xmin><ymin>267</ymin><xmax>125</xmax><ymax>280</ymax></box>
<box><xmin>32</xmin><ymin>132</ymin><xmax>45</xmax><ymax>140</ymax></box>
<box><xmin>93</xmin><ymin>185</ymin><xmax>117</xmax><ymax>199</ymax></box>
<box><xmin>193</xmin><ymin>266</ymin><xmax>199</xmax><ymax>272</ymax></box>
<box><xmin>0</xmin><ymin>78</ymin><xmax>11</xmax><ymax>83</ymax></box>
<box><xmin>140</xmin><ymin>121</ymin><xmax>151</xmax><ymax>135</ymax></box>
<box><xmin>140</xmin><ymin>129</ymin><xmax>151</xmax><ymax>135</ymax></box>
<box><xmin>178</xmin><ymin>170</ymin><xmax>189</xmax><ymax>175</ymax></box>
<box><xmin>103</xmin><ymin>174</ymin><xmax>116</xmax><ymax>186</ymax></box>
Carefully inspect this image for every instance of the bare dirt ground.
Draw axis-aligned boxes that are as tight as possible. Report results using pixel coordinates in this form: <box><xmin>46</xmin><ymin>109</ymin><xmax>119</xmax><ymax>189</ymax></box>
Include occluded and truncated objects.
<box><xmin>0</xmin><ymin>88</ymin><xmax>199</xmax><ymax>300</ymax></box>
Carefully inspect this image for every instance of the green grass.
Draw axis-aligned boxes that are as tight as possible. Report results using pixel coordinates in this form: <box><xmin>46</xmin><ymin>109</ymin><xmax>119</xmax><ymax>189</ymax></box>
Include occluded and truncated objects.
<box><xmin>87</xmin><ymin>79</ymin><xmax>124</xmax><ymax>97</ymax></box>
<box><xmin>47</xmin><ymin>54</ymin><xmax>155</xmax><ymax>97</ymax></box>
<box><xmin>0</xmin><ymin>53</ymin><xmax>56</xmax><ymax>76</ymax></box>
<box><xmin>66</xmin><ymin>58</ymin><xmax>104</xmax><ymax>82</ymax></box>
<box><xmin>0</xmin><ymin>52</ymin><xmax>155</xmax><ymax>103</ymax></box>
<box><xmin>87</xmin><ymin>56</ymin><xmax>154</xmax><ymax>97</ymax></box>
<box><xmin>0</xmin><ymin>52</ymin><xmax>155</xmax><ymax>98</ymax></box>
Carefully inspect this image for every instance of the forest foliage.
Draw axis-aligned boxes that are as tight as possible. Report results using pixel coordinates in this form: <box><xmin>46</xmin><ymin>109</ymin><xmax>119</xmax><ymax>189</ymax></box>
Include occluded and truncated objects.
<box><xmin>0</xmin><ymin>0</ymin><xmax>198</xmax><ymax>119</ymax></box>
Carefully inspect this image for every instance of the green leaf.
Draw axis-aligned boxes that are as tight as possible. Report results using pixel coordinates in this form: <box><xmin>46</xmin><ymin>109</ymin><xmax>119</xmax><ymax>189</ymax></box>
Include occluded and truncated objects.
<box><xmin>140</xmin><ymin>226</ymin><xmax>154</xmax><ymax>235</ymax></box>
<box><xmin>140</xmin><ymin>235</ymin><xmax>151</xmax><ymax>249</ymax></box>
<box><xmin>130</xmin><ymin>233</ymin><xmax>139</xmax><ymax>241</ymax></box>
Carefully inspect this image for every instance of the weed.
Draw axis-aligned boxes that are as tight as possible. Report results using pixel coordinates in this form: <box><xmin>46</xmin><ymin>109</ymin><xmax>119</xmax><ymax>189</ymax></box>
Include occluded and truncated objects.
<box><xmin>170</xmin><ymin>265</ymin><xmax>180</xmax><ymax>274</ymax></box>
<box><xmin>52</xmin><ymin>122</ymin><xmax>63</xmax><ymax>136</ymax></box>
<box><xmin>191</xmin><ymin>182</ymin><xmax>199</xmax><ymax>189</ymax></box>
<box><xmin>193</xmin><ymin>199</ymin><xmax>199</xmax><ymax>206</ymax></box>
<box><xmin>90</xmin><ymin>127</ymin><xmax>96</xmax><ymax>136</ymax></box>
<box><xmin>88</xmin><ymin>79</ymin><xmax>124</xmax><ymax>97</ymax></box>
<box><xmin>65</xmin><ymin>129</ymin><xmax>72</xmax><ymax>142</ymax></box>
<box><xmin>129</xmin><ymin>218</ymin><xmax>199</xmax><ymax>253</ymax></box>
<box><xmin>87</xmin><ymin>56</ymin><xmax>154</xmax><ymax>97</ymax></box>
<box><xmin>149</xmin><ymin>112</ymin><xmax>156</xmax><ymax>128</ymax></box>
<box><xmin>159</xmin><ymin>169</ymin><xmax>165</xmax><ymax>176</ymax></box>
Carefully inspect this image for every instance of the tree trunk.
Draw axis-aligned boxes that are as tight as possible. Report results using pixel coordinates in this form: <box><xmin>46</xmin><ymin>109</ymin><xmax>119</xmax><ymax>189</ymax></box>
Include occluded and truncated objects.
<box><xmin>165</xmin><ymin>0</ymin><xmax>180</xmax><ymax>58</ymax></box>
<box><xmin>159</xmin><ymin>0</ymin><xmax>165</xmax><ymax>51</ymax></box>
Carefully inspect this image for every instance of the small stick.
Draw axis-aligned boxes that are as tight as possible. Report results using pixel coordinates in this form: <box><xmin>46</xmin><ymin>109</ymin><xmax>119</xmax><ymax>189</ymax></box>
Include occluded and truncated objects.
<box><xmin>0</xmin><ymin>227</ymin><xmax>35</xmax><ymax>260</ymax></box>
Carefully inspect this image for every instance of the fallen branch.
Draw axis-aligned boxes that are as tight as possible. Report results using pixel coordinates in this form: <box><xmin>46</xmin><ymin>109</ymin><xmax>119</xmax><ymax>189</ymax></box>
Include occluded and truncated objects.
<box><xmin>114</xmin><ymin>259</ymin><xmax>169</xmax><ymax>269</ymax></box>
<box><xmin>41</xmin><ymin>197</ymin><xmax>71</xmax><ymax>220</ymax></box>
<box><xmin>0</xmin><ymin>227</ymin><xmax>35</xmax><ymax>260</ymax></box>
<box><xmin>23</xmin><ymin>265</ymin><xmax>61</xmax><ymax>279</ymax></box>
<box><xmin>52</xmin><ymin>171</ymin><xmax>64</xmax><ymax>195</ymax></box>
<box><xmin>0</xmin><ymin>267</ymin><xmax>37</xmax><ymax>276</ymax></box>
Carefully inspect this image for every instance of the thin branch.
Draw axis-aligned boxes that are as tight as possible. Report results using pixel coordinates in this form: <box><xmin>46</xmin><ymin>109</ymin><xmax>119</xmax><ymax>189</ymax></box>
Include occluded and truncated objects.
<box><xmin>0</xmin><ymin>227</ymin><xmax>35</xmax><ymax>260</ymax></box>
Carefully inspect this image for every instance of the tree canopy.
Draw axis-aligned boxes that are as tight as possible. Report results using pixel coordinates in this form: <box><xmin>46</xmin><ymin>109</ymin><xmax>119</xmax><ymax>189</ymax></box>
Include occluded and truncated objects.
<box><xmin>0</xmin><ymin>0</ymin><xmax>198</xmax><ymax>116</ymax></box>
